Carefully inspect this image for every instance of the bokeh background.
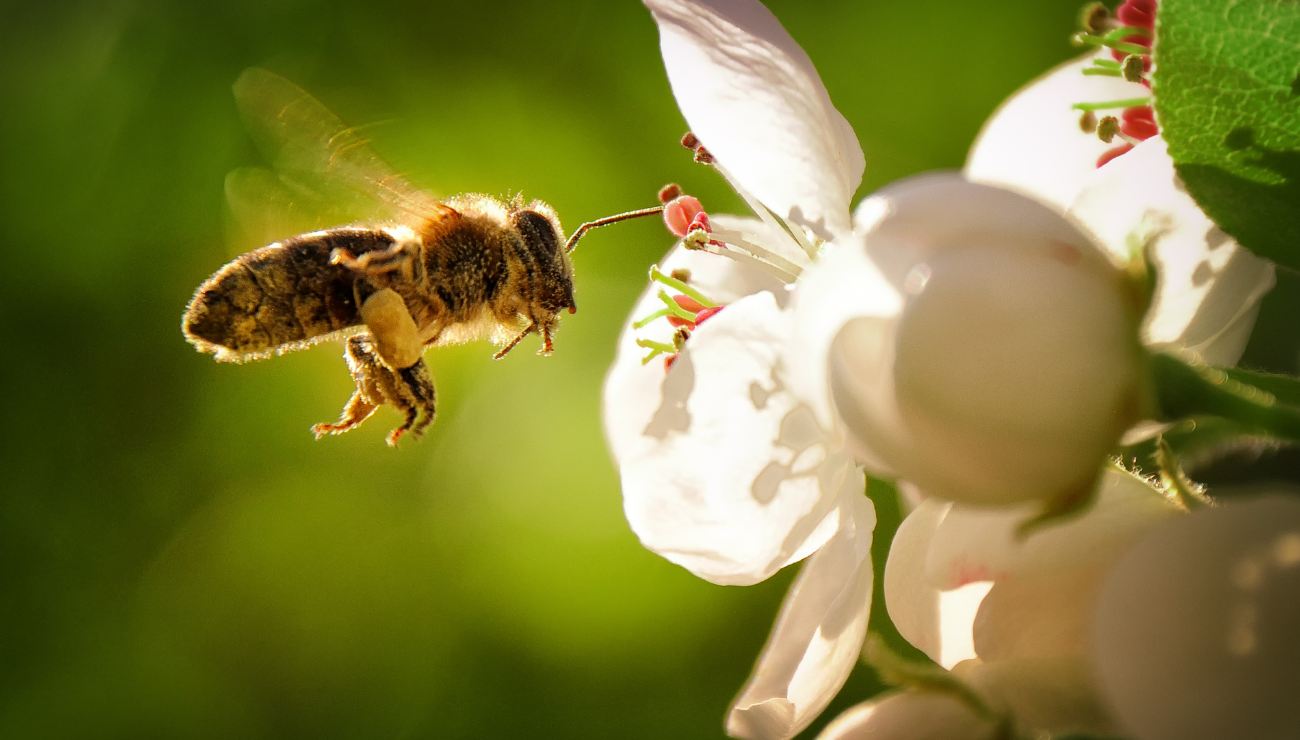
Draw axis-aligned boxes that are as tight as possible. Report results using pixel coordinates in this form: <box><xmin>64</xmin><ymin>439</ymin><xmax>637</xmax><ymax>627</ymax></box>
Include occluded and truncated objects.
<box><xmin>4</xmin><ymin>0</ymin><xmax>1299</xmax><ymax>738</ymax></box>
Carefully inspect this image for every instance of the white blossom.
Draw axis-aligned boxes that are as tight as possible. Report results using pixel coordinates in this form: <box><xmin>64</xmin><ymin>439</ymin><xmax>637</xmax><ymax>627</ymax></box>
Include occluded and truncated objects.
<box><xmin>883</xmin><ymin>469</ymin><xmax>1182</xmax><ymax>736</ymax></box>
<box><xmin>1092</xmin><ymin>494</ymin><xmax>1300</xmax><ymax>740</ymax></box>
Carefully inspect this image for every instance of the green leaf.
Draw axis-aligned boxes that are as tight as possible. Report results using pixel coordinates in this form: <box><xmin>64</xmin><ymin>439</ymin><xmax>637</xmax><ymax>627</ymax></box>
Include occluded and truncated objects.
<box><xmin>1154</xmin><ymin>0</ymin><xmax>1300</xmax><ymax>270</ymax></box>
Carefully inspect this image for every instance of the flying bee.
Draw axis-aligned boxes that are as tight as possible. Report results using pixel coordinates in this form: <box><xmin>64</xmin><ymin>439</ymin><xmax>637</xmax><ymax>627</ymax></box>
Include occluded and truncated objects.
<box><xmin>183</xmin><ymin>68</ymin><xmax>662</xmax><ymax>445</ymax></box>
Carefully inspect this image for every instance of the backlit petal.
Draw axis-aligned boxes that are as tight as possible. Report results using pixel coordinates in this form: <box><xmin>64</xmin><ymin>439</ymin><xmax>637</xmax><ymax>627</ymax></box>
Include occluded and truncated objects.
<box><xmin>618</xmin><ymin>291</ymin><xmax>860</xmax><ymax>585</ymax></box>
<box><xmin>966</xmin><ymin>51</ymin><xmax>1149</xmax><ymax>211</ymax></box>
<box><xmin>727</xmin><ymin>494</ymin><xmax>875</xmax><ymax>740</ymax></box>
<box><xmin>815</xmin><ymin>691</ymin><xmax>1001</xmax><ymax>740</ymax></box>
<box><xmin>645</xmin><ymin>0</ymin><xmax>863</xmax><ymax>238</ymax></box>
<box><xmin>603</xmin><ymin>217</ymin><xmax>788</xmax><ymax>466</ymax></box>
<box><xmin>1069</xmin><ymin>136</ymin><xmax>1275</xmax><ymax>366</ymax></box>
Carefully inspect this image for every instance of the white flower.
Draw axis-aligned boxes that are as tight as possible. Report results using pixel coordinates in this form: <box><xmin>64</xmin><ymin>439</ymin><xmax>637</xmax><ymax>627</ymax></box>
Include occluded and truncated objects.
<box><xmin>815</xmin><ymin>691</ymin><xmax>1002</xmax><ymax>740</ymax></box>
<box><xmin>604</xmin><ymin>1</ymin><xmax>874</xmax><ymax>737</ymax></box>
<box><xmin>1092</xmin><ymin>494</ymin><xmax>1300</xmax><ymax>740</ymax></box>
<box><xmin>883</xmin><ymin>469</ymin><xmax>1183</xmax><ymax>736</ymax></box>
<box><xmin>788</xmin><ymin>175</ymin><xmax>1146</xmax><ymax>506</ymax></box>
<box><xmin>966</xmin><ymin>51</ymin><xmax>1275</xmax><ymax>368</ymax></box>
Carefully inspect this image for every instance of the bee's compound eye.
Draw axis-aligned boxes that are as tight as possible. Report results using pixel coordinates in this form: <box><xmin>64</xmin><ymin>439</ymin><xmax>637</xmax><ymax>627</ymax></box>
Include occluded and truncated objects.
<box><xmin>513</xmin><ymin>209</ymin><xmax>562</xmax><ymax>258</ymax></box>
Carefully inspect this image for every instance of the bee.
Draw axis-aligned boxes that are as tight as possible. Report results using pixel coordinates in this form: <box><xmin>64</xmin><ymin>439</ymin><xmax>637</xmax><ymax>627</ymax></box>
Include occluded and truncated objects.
<box><xmin>183</xmin><ymin>69</ymin><xmax>661</xmax><ymax>445</ymax></box>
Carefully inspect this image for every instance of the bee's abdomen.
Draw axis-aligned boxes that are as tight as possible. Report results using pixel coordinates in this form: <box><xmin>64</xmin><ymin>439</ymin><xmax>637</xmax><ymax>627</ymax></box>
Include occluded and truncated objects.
<box><xmin>184</xmin><ymin>228</ymin><xmax>393</xmax><ymax>362</ymax></box>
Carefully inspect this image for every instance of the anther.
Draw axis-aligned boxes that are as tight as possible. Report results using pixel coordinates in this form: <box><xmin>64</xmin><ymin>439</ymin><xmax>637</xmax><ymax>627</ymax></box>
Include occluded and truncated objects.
<box><xmin>693</xmin><ymin>147</ymin><xmax>715</xmax><ymax>165</ymax></box>
<box><xmin>669</xmin><ymin>268</ymin><xmax>692</xmax><ymax>283</ymax></box>
<box><xmin>1097</xmin><ymin>115</ymin><xmax>1123</xmax><ymax>144</ymax></box>
<box><xmin>1122</xmin><ymin>54</ymin><xmax>1146</xmax><ymax>83</ymax></box>
<box><xmin>658</xmin><ymin>183</ymin><xmax>683</xmax><ymax>203</ymax></box>
<box><xmin>1079</xmin><ymin>110</ymin><xmax>1098</xmax><ymax>134</ymax></box>
<box><xmin>681</xmin><ymin>132</ymin><xmax>701</xmax><ymax>150</ymax></box>
<box><xmin>1079</xmin><ymin>2</ymin><xmax>1111</xmax><ymax>33</ymax></box>
<box><xmin>664</xmin><ymin>195</ymin><xmax>705</xmax><ymax>237</ymax></box>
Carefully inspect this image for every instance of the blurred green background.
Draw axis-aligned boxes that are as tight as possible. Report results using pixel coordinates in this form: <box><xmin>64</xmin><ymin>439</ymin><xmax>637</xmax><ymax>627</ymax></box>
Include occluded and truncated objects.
<box><xmin>8</xmin><ymin>0</ymin><xmax>1293</xmax><ymax>737</ymax></box>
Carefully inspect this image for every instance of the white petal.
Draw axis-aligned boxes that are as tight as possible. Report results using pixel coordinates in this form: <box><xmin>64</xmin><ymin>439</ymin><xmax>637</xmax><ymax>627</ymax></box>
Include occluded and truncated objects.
<box><xmin>828</xmin><ymin>175</ymin><xmax>1141</xmax><ymax>505</ymax></box>
<box><xmin>618</xmin><ymin>291</ymin><xmax>860</xmax><ymax>585</ymax></box>
<box><xmin>882</xmin><ymin>498</ymin><xmax>947</xmax><ymax>663</ymax></box>
<box><xmin>881</xmin><ymin>498</ymin><xmax>989</xmax><ymax>669</ymax></box>
<box><xmin>962</xmin><ymin>656</ymin><xmax>1117</xmax><ymax>736</ymax></box>
<box><xmin>603</xmin><ymin>222</ymin><xmax>789</xmax><ymax>465</ymax></box>
<box><xmin>1068</xmin><ymin>136</ymin><xmax>1276</xmax><ymax>366</ymax></box>
<box><xmin>645</xmin><ymin>0</ymin><xmax>863</xmax><ymax>238</ymax></box>
<box><xmin>785</xmin><ymin>231</ymin><xmax>903</xmax><ymax>459</ymax></box>
<box><xmin>728</xmin><ymin>493</ymin><xmax>876</xmax><ymax>740</ymax></box>
<box><xmin>815</xmin><ymin>691</ymin><xmax>1001</xmax><ymax>740</ymax></box>
<box><xmin>971</xmin><ymin>564</ymin><xmax>1104</xmax><ymax>663</ymax></box>
<box><xmin>965</xmin><ymin>51</ymin><xmax>1149</xmax><ymax>211</ymax></box>
<box><xmin>1092</xmin><ymin>495</ymin><xmax>1300</xmax><ymax>740</ymax></box>
<box><xmin>924</xmin><ymin>469</ymin><xmax>1180</xmax><ymax>590</ymax></box>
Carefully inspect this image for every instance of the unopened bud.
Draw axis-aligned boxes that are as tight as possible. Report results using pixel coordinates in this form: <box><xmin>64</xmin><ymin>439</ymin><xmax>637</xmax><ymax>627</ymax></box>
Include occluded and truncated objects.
<box><xmin>658</xmin><ymin>183</ymin><xmax>683</xmax><ymax>203</ymax></box>
<box><xmin>1097</xmin><ymin>115</ymin><xmax>1122</xmax><ymax>143</ymax></box>
<box><xmin>1079</xmin><ymin>2</ymin><xmax>1111</xmax><ymax>32</ymax></box>
<box><xmin>1122</xmin><ymin>54</ymin><xmax>1146</xmax><ymax>82</ymax></box>
<box><xmin>1079</xmin><ymin>110</ymin><xmax>1098</xmax><ymax>133</ymax></box>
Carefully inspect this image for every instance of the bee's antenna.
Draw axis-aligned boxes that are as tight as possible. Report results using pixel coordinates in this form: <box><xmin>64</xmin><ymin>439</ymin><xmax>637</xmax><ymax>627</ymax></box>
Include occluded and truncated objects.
<box><xmin>565</xmin><ymin>206</ymin><xmax>665</xmax><ymax>253</ymax></box>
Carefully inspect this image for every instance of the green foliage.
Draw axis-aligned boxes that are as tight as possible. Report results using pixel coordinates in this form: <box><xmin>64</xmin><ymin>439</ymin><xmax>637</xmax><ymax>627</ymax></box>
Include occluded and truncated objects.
<box><xmin>1154</xmin><ymin>0</ymin><xmax>1300</xmax><ymax>270</ymax></box>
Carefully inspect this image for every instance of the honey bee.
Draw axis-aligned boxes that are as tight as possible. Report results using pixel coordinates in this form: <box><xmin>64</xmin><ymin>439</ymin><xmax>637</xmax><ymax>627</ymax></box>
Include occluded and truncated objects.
<box><xmin>184</xmin><ymin>69</ymin><xmax>661</xmax><ymax>445</ymax></box>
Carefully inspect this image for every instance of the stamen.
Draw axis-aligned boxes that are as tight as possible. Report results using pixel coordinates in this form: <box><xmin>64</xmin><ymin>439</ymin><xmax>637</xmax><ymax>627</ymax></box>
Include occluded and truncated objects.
<box><xmin>1079</xmin><ymin>110</ymin><xmax>1098</xmax><ymax>133</ymax></box>
<box><xmin>633</xmin><ymin>307</ymin><xmax>673</xmax><ymax>329</ymax></box>
<box><xmin>1071</xmin><ymin>31</ymin><xmax>1151</xmax><ymax>56</ymax></box>
<box><xmin>637</xmin><ymin>337</ymin><xmax>678</xmax><ymax>355</ymax></box>
<box><xmin>650</xmin><ymin>265</ymin><xmax>719</xmax><ymax>308</ymax></box>
<box><xmin>658</xmin><ymin>183</ymin><xmax>683</xmax><ymax>203</ymax></box>
<box><xmin>656</xmin><ymin>290</ymin><xmax>701</xmax><ymax>322</ymax></box>
<box><xmin>1079</xmin><ymin>1</ymin><xmax>1110</xmax><ymax>33</ymax></box>
<box><xmin>1121</xmin><ymin>54</ymin><xmax>1147</xmax><ymax>83</ymax></box>
<box><xmin>1097</xmin><ymin>115</ymin><xmax>1141</xmax><ymax>146</ymax></box>
<box><xmin>1082</xmin><ymin>67</ymin><xmax>1126</xmax><ymax>78</ymax></box>
<box><xmin>1071</xmin><ymin>97</ymin><xmax>1152</xmax><ymax>111</ymax></box>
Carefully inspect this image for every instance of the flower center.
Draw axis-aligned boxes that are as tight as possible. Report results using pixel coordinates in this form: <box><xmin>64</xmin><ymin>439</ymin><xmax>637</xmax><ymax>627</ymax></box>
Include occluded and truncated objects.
<box><xmin>1071</xmin><ymin>0</ymin><xmax>1159</xmax><ymax>166</ymax></box>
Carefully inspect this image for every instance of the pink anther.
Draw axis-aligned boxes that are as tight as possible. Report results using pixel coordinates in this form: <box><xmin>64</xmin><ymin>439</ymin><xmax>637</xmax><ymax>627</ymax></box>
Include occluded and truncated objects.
<box><xmin>664</xmin><ymin>195</ymin><xmax>705</xmax><ymax>237</ymax></box>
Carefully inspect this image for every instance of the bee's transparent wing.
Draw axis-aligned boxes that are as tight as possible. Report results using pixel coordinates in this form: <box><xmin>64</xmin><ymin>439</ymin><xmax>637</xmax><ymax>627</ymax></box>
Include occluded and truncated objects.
<box><xmin>224</xmin><ymin>166</ymin><xmax>383</xmax><ymax>252</ymax></box>
<box><xmin>230</xmin><ymin>68</ymin><xmax>443</xmax><ymax>225</ymax></box>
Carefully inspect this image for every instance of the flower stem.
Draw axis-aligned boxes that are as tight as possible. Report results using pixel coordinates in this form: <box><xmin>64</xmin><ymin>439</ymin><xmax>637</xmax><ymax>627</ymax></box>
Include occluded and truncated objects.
<box><xmin>1151</xmin><ymin>354</ymin><xmax>1300</xmax><ymax>444</ymax></box>
<box><xmin>649</xmin><ymin>265</ymin><xmax>718</xmax><ymax>307</ymax></box>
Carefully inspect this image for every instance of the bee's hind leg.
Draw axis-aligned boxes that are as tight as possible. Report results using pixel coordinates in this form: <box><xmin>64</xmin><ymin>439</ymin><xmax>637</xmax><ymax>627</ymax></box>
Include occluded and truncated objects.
<box><xmin>311</xmin><ymin>333</ymin><xmax>436</xmax><ymax>447</ymax></box>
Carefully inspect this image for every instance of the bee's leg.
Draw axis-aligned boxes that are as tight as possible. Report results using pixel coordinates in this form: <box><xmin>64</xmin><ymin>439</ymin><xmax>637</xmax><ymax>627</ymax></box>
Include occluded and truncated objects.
<box><xmin>311</xmin><ymin>333</ymin><xmax>436</xmax><ymax>446</ymax></box>
<box><xmin>330</xmin><ymin>237</ymin><xmax>424</xmax><ymax>281</ymax></box>
<box><xmin>492</xmin><ymin>321</ymin><xmax>536</xmax><ymax>360</ymax></box>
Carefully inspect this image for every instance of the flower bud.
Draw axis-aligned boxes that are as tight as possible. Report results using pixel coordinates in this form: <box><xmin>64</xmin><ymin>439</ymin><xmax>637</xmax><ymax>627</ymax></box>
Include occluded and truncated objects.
<box><xmin>816</xmin><ymin>691</ymin><xmax>1001</xmax><ymax>740</ymax></box>
<box><xmin>1092</xmin><ymin>495</ymin><xmax>1300</xmax><ymax>740</ymax></box>
<box><xmin>795</xmin><ymin>175</ymin><xmax>1144</xmax><ymax>505</ymax></box>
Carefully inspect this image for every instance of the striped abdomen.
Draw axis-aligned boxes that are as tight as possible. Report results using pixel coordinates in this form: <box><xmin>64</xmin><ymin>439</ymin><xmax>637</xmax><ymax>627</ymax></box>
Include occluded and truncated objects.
<box><xmin>183</xmin><ymin>227</ymin><xmax>396</xmax><ymax>362</ymax></box>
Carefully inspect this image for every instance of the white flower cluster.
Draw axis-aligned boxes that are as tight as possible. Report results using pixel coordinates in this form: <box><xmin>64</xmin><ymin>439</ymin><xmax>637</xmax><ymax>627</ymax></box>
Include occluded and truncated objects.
<box><xmin>602</xmin><ymin>1</ymin><xmax>1298</xmax><ymax>739</ymax></box>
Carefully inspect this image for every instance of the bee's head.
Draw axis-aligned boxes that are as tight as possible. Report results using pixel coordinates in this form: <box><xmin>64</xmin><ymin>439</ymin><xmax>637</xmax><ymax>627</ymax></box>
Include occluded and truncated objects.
<box><xmin>510</xmin><ymin>199</ymin><xmax>577</xmax><ymax>315</ymax></box>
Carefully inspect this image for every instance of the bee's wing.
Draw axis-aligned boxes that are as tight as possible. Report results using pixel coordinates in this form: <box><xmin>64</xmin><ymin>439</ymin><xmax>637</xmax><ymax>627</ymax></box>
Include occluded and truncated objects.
<box><xmin>231</xmin><ymin>68</ymin><xmax>444</xmax><ymax>225</ymax></box>
<box><xmin>224</xmin><ymin>166</ymin><xmax>376</xmax><ymax>252</ymax></box>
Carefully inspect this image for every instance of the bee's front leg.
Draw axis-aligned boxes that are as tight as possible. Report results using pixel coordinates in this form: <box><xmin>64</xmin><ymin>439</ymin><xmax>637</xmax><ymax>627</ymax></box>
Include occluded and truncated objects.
<box><xmin>312</xmin><ymin>333</ymin><xmax>436</xmax><ymax>446</ymax></box>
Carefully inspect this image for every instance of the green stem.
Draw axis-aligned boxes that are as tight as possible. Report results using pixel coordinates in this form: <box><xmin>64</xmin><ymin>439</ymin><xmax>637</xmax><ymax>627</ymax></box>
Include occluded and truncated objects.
<box><xmin>1152</xmin><ymin>354</ymin><xmax>1300</xmax><ymax>444</ymax></box>
<box><xmin>649</xmin><ymin>265</ymin><xmax>718</xmax><ymax>308</ymax></box>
